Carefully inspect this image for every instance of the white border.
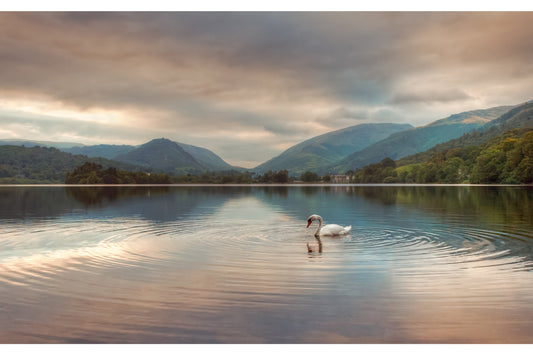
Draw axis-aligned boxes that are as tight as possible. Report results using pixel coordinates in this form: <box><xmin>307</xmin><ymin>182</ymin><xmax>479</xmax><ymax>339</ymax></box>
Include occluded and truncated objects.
<box><xmin>2</xmin><ymin>0</ymin><xmax>533</xmax><ymax>11</ymax></box>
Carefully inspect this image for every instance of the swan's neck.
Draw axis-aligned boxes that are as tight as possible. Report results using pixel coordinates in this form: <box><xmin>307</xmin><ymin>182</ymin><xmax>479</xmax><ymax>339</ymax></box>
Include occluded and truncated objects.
<box><xmin>315</xmin><ymin>216</ymin><xmax>323</xmax><ymax>236</ymax></box>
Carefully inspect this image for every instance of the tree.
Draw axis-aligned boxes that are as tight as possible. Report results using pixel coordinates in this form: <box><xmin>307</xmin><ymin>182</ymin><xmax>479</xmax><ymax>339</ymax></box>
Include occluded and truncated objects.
<box><xmin>274</xmin><ymin>170</ymin><xmax>289</xmax><ymax>183</ymax></box>
<box><xmin>442</xmin><ymin>157</ymin><xmax>466</xmax><ymax>183</ymax></box>
<box><xmin>65</xmin><ymin>162</ymin><xmax>170</xmax><ymax>184</ymax></box>
<box><xmin>471</xmin><ymin>149</ymin><xmax>506</xmax><ymax>183</ymax></box>
<box><xmin>300</xmin><ymin>171</ymin><xmax>319</xmax><ymax>182</ymax></box>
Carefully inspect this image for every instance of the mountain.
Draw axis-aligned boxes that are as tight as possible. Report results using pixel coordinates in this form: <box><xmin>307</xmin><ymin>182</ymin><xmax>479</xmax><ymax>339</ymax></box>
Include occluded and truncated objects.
<box><xmin>63</xmin><ymin>144</ymin><xmax>135</xmax><ymax>160</ymax></box>
<box><xmin>0</xmin><ymin>138</ymin><xmax>235</xmax><ymax>172</ymax></box>
<box><xmin>349</xmin><ymin>101</ymin><xmax>533</xmax><ymax>184</ymax></box>
<box><xmin>398</xmin><ymin>101</ymin><xmax>533</xmax><ymax>166</ymax></box>
<box><xmin>351</xmin><ymin>127</ymin><xmax>533</xmax><ymax>184</ymax></box>
<box><xmin>62</xmin><ymin>140</ymin><xmax>234</xmax><ymax>171</ymax></box>
<box><xmin>112</xmin><ymin>138</ymin><xmax>207</xmax><ymax>174</ymax></box>
<box><xmin>329</xmin><ymin>105</ymin><xmax>513</xmax><ymax>174</ymax></box>
<box><xmin>425</xmin><ymin>108</ymin><xmax>511</xmax><ymax>126</ymax></box>
<box><xmin>253</xmin><ymin>123</ymin><xmax>413</xmax><ymax>176</ymax></box>
<box><xmin>484</xmin><ymin>101</ymin><xmax>533</xmax><ymax>131</ymax></box>
<box><xmin>175</xmin><ymin>142</ymin><xmax>234</xmax><ymax>171</ymax></box>
<box><xmin>0</xmin><ymin>145</ymin><xmax>140</xmax><ymax>183</ymax></box>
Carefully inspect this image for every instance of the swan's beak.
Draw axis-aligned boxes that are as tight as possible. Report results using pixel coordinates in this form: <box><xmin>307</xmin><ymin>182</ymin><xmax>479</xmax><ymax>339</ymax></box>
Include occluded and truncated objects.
<box><xmin>306</xmin><ymin>220</ymin><xmax>312</xmax><ymax>228</ymax></box>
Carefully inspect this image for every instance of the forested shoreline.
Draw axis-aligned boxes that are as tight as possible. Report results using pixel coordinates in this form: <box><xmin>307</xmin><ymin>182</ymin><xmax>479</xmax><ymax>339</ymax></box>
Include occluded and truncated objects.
<box><xmin>1</xmin><ymin>127</ymin><xmax>532</xmax><ymax>185</ymax></box>
<box><xmin>351</xmin><ymin>129</ymin><xmax>533</xmax><ymax>184</ymax></box>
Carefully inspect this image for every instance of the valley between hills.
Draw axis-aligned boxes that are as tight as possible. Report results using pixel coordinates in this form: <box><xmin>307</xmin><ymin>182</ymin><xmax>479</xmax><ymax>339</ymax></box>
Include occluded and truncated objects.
<box><xmin>0</xmin><ymin>101</ymin><xmax>532</xmax><ymax>184</ymax></box>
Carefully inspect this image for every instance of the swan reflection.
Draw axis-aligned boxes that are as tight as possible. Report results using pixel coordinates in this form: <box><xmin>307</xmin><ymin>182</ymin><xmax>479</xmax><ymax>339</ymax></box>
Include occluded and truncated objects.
<box><xmin>306</xmin><ymin>235</ymin><xmax>323</xmax><ymax>253</ymax></box>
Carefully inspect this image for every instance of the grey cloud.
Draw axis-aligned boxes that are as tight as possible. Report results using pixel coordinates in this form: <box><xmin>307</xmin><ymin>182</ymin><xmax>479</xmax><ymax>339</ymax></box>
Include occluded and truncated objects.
<box><xmin>327</xmin><ymin>107</ymin><xmax>371</xmax><ymax>121</ymax></box>
<box><xmin>1</xmin><ymin>12</ymin><xmax>533</xmax><ymax>167</ymax></box>
<box><xmin>319</xmin><ymin>106</ymin><xmax>406</xmax><ymax>128</ymax></box>
<box><xmin>390</xmin><ymin>89</ymin><xmax>474</xmax><ymax>105</ymax></box>
<box><xmin>2</xmin><ymin>12</ymin><xmax>532</xmax><ymax>110</ymax></box>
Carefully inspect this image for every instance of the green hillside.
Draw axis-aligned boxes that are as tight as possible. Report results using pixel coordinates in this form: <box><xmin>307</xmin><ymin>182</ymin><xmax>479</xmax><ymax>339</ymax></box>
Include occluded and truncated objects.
<box><xmin>349</xmin><ymin>102</ymin><xmax>533</xmax><ymax>184</ymax></box>
<box><xmin>351</xmin><ymin>128</ymin><xmax>533</xmax><ymax>184</ymax></box>
<box><xmin>113</xmin><ymin>138</ymin><xmax>206</xmax><ymax>175</ymax></box>
<box><xmin>176</xmin><ymin>142</ymin><xmax>234</xmax><ymax>171</ymax></box>
<box><xmin>0</xmin><ymin>145</ymin><xmax>140</xmax><ymax>183</ymax></box>
<box><xmin>62</xmin><ymin>140</ymin><xmax>234</xmax><ymax>171</ymax></box>
<box><xmin>254</xmin><ymin>123</ymin><xmax>413</xmax><ymax>176</ymax></box>
<box><xmin>398</xmin><ymin>101</ymin><xmax>533</xmax><ymax>166</ymax></box>
<box><xmin>329</xmin><ymin>105</ymin><xmax>513</xmax><ymax>174</ymax></box>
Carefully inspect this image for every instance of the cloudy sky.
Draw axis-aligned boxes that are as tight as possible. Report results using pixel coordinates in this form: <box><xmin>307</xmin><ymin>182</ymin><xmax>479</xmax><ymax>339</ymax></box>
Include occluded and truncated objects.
<box><xmin>1</xmin><ymin>12</ymin><xmax>532</xmax><ymax>167</ymax></box>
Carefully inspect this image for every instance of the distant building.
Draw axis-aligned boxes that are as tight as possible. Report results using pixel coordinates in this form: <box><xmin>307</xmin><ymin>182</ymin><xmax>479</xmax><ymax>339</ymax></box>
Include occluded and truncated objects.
<box><xmin>330</xmin><ymin>174</ymin><xmax>349</xmax><ymax>183</ymax></box>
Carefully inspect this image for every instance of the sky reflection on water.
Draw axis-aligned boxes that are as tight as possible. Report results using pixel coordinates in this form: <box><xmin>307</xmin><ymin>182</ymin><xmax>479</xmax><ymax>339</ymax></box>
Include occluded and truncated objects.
<box><xmin>0</xmin><ymin>185</ymin><xmax>532</xmax><ymax>343</ymax></box>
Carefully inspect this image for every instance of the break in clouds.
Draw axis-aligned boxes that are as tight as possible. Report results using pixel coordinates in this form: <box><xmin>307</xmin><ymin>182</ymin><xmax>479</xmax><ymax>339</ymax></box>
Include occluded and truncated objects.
<box><xmin>1</xmin><ymin>12</ymin><xmax>533</xmax><ymax>167</ymax></box>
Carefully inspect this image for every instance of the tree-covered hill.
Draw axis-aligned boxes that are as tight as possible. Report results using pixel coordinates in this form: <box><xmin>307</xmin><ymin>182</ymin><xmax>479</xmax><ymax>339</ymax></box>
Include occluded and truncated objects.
<box><xmin>329</xmin><ymin>105</ymin><xmax>514</xmax><ymax>174</ymax></box>
<box><xmin>397</xmin><ymin>101</ymin><xmax>533</xmax><ymax>167</ymax></box>
<box><xmin>351</xmin><ymin>128</ymin><xmax>533</xmax><ymax>184</ymax></box>
<box><xmin>0</xmin><ymin>145</ymin><xmax>140</xmax><ymax>183</ymax></box>
<box><xmin>1</xmin><ymin>137</ymin><xmax>236</xmax><ymax>172</ymax></box>
<box><xmin>113</xmin><ymin>138</ymin><xmax>206</xmax><ymax>175</ymax></box>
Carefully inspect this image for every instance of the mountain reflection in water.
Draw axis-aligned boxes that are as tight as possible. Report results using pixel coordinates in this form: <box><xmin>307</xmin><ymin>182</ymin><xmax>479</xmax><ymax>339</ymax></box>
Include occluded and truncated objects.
<box><xmin>0</xmin><ymin>185</ymin><xmax>532</xmax><ymax>343</ymax></box>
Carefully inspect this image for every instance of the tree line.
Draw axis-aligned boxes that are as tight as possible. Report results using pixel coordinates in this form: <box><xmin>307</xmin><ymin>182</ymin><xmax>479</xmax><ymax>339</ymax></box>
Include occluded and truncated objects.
<box><xmin>350</xmin><ymin>128</ymin><xmax>533</xmax><ymax>184</ymax></box>
<box><xmin>65</xmin><ymin>162</ymin><xmax>171</xmax><ymax>184</ymax></box>
<box><xmin>172</xmin><ymin>169</ymin><xmax>292</xmax><ymax>184</ymax></box>
<box><xmin>64</xmin><ymin>164</ymin><xmax>338</xmax><ymax>184</ymax></box>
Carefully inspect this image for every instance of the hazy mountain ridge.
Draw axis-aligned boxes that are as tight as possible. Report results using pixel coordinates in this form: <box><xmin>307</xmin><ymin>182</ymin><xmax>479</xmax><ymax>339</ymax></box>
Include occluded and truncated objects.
<box><xmin>427</xmin><ymin>107</ymin><xmax>512</xmax><ymax>126</ymax></box>
<box><xmin>0</xmin><ymin>139</ymin><xmax>84</xmax><ymax>149</ymax></box>
<box><xmin>484</xmin><ymin>102</ymin><xmax>533</xmax><ymax>130</ymax></box>
<box><xmin>328</xmin><ymin>105</ymin><xmax>514</xmax><ymax>174</ymax></box>
<box><xmin>63</xmin><ymin>144</ymin><xmax>135</xmax><ymax>160</ymax></box>
<box><xmin>253</xmin><ymin>123</ymin><xmax>413</xmax><ymax>175</ymax></box>
<box><xmin>398</xmin><ymin>101</ymin><xmax>533</xmax><ymax>166</ymax></box>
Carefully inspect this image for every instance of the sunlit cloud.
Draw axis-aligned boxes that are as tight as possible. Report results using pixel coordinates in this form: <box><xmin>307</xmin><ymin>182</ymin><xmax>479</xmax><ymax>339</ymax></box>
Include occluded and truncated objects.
<box><xmin>0</xmin><ymin>12</ymin><xmax>532</xmax><ymax>167</ymax></box>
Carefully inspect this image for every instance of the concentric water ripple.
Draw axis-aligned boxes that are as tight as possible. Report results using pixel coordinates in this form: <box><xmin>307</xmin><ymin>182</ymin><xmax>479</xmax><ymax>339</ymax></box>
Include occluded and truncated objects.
<box><xmin>1</xmin><ymin>185</ymin><xmax>533</xmax><ymax>343</ymax></box>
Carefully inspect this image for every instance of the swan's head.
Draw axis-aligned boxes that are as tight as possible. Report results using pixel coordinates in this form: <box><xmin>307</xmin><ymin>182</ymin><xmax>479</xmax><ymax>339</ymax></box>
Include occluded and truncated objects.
<box><xmin>306</xmin><ymin>214</ymin><xmax>320</xmax><ymax>228</ymax></box>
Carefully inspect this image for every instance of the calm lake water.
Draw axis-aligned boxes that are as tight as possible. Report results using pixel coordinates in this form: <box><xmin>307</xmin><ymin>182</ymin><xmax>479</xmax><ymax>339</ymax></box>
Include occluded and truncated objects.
<box><xmin>0</xmin><ymin>185</ymin><xmax>532</xmax><ymax>343</ymax></box>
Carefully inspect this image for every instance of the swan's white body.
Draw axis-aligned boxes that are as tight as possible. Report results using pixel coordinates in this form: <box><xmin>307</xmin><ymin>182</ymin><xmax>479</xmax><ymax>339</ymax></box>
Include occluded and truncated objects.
<box><xmin>307</xmin><ymin>214</ymin><xmax>351</xmax><ymax>236</ymax></box>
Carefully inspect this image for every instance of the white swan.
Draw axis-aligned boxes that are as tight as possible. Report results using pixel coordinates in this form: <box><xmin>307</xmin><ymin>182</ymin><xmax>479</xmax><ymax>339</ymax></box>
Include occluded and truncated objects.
<box><xmin>306</xmin><ymin>214</ymin><xmax>351</xmax><ymax>236</ymax></box>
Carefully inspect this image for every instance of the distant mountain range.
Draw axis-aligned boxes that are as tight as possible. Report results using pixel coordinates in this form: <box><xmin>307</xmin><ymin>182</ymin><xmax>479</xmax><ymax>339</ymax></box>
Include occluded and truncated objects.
<box><xmin>1</xmin><ymin>100</ymin><xmax>531</xmax><ymax>183</ymax></box>
<box><xmin>0</xmin><ymin>137</ymin><xmax>236</xmax><ymax>175</ymax></box>
<box><xmin>253</xmin><ymin>123</ymin><xmax>413</xmax><ymax>176</ymax></box>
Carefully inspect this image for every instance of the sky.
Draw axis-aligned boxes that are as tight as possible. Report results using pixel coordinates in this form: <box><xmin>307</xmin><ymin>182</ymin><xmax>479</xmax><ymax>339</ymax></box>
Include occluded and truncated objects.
<box><xmin>1</xmin><ymin>11</ymin><xmax>533</xmax><ymax>167</ymax></box>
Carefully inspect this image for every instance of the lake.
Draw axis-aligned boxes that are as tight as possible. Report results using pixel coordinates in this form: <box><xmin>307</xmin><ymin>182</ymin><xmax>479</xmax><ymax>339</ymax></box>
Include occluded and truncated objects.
<box><xmin>0</xmin><ymin>185</ymin><xmax>532</xmax><ymax>343</ymax></box>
